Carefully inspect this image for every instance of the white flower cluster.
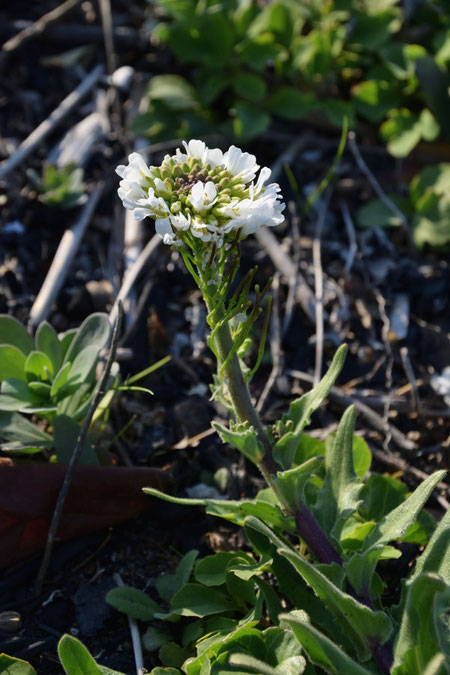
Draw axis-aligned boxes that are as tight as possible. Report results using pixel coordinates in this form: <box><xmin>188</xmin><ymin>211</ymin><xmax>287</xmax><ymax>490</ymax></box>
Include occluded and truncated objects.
<box><xmin>116</xmin><ymin>140</ymin><xmax>284</xmax><ymax>247</ymax></box>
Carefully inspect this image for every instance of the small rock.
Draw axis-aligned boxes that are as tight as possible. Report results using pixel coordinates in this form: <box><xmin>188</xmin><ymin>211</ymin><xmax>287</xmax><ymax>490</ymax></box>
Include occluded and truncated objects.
<box><xmin>0</xmin><ymin>611</ymin><xmax>21</xmax><ymax>633</ymax></box>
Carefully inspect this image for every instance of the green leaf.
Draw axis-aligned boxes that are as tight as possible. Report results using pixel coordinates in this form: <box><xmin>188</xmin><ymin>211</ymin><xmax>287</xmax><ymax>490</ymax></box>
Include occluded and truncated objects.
<box><xmin>352</xmin><ymin>436</ymin><xmax>372</xmax><ymax>481</ymax></box>
<box><xmin>0</xmin><ymin>315</ymin><xmax>33</xmax><ymax>355</ymax></box>
<box><xmin>147</xmin><ymin>75</ymin><xmax>197</xmax><ymax>111</ymax></box>
<box><xmin>319</xmin><ymin>100</ymin><xmax>355</xmax><ymax>129</ymax></box>
<box><xmin>422</xmin><ymin>654</ymin><xmax>448</xmax><ymax>675</ymax></box>
<box><xmin>409</xmin><ymin>163</ymin><xmax>450</xmax><ymax>249</ymax></box>
<box><xmin>410</xmin><ymin>164</ymin><xmax>450</xmax><ymax>206</ymax></box>
<box><xmin>195</xmin><ymin>552</ymin><xmax>241</xmax><ymax>587</ymax></box>
<box><xmin>238</xmin><ymin>34</ymin><xmax>281</xmax><ymax>71</ymax></box>
<box><xmin>28</xmin><ymin>381</ymin><xmax>51</xmax><ymax>398</ymax></box>
<box><xmin>274</xmin><ymin>344</ymin><xmax>347</xmax><ymax>469</ymax></box>
<box><xmin>0</xmin><ymin>410</ymin><xmax>53</xmax><ymax>445</ymax></box>
<box><xmin>233</xmin><ymin>72</ymin><xmax>267</xmax><ymax>103</ymax></box>
<box><xmin>0</xmin><ymin>653</ymin><xmax>37</xmax><ymax>674</ymax></box>
<box><xmin>350</xmin><ymin>11</ymin><xmax>401</xmax><ymax>51</ymax></box>
<box><xmin>65</xmin><ymin>345</ymin><xmax>100</xmax><ymax>388</ymax></box>
<box><xmin>352</xmin><ymin>79</ymin><xmax>402</xmax><ymax>123</ymax></box>
<box><xmin>246</xmin><ymin>517</ymin><xmax>392</xmax><ymax>660</ymax></box>
<box><xmin>159</xmin><ymin>642</ymin><xmax>191</xmax><ymax>668</ymax></box>
<box><xmin>64</xmin><ymin>313</ymin><xmax>110</xmax><ymax>365</ymax></box>
<box><xmin>360</xmin><ymin>472</ymin><xmax>407</xmax><ymax>522</ymax></box>
<box><xmin>156</xmin><ymin>550</ymin><xmax>199</xmax><ymax>603</ymax></box>
<box><xmin>35</xmin><ymin>321</ymin><xmax>62</xmax><ymax>374</ymax></box>
<box><xmin>0</xmin><ymin>345</ymin><xmax>27</xmax><ymax>382</ymax></box>
<box><xmin>58</xmin><ymin>634</ymin><xmax>102</xmax><ymax>675</ymax></box>
<box><xmin>170</xmin><ymin>583</ymin><xmax>236</xmax><ymax>617</ymax></box>
<box><xmin>346</xmin><ymin>470</ymin><xmax>446</xmax><ymax>596</ymax></box>
<box><xmin>60</xmin><ymin>329</ymin><xmax>77</xmax><ymax>360</ymax></box>
<box><xmin>24</xmin><ymin>350</ymin><xmax>54</xmax><ymax>381</ymax></box>
<box><xmin>143</xmin><ymin>626</ymin><xmax>173</xmax><ymax>652</ymax></box>
<box><xmin>293</xmin><ymin>435</ymin><xmax>326</xmax><ymax>465</ymax></box>
<box><xmin>50</xmin><ymin>362</ymin><xmax>72</xmax><ymax>398</ymax></box>
<box><xmin>381</xmin><ymin>108</ymin><xmax>439</xmax><ymax>158</ymax></box>
<box><xmin>229</xmin><ymin>652</ymin><xmax>306</xmax><ymax>675</ymax></box>
<box><xmin>52</xmin><ymin>414</ymin><xmax>97</xmax><ymax>465</ymax></box>
<box><xmin>280</xmin><ymin>611</ymin><xmax>372</xmax><ymax>675</ymax></box>
<box><xmin>408</xmin><ymin>508</ymin><xmax>450</xmax><ymax>585</ymax></box>
<box><xmin>232</xmin><ymin>101</ymin><xmax>270</xmax><ymax>140</ymax></box>
<box><xmin>266</xmin><ymin>87</ymin><xmax>315</xmax><ymax>120</ymax></box>
<box><xmin>392</xmin><ymin>573</ymin><xmax>448</xmax><ymax>675</ymax></box>
<box><xmin>0</xmin><ymin>378</ymin><xmax>45</xmax><ymax>411</ymax></box>
<box><xmin>380</xmin><ymin>42</ymin><xmax>427</xmax><ymax>81</ymax></box>
<box><xmin>315</xmin><ymin>406</ymin><xmax>363</xmax><ymax>545</ymax></box>
<box><xmin>142</xmin><ymin>487</ymin><xmax>291</xmax><ymax>532</ymax></box>
<box><xmin>416</xmin><ymin>57</ymin><xmax>450</xmax><ymax>138</ymax></box>
<box><xmin>106</xmin><ymin>586</ymin><xmax>163</xmax><ymax>621</ymax></box>
<box><xmin>213</xmin><ymin>421</ymin><xmax>265</xmax><ymax>464</ymax></box>
<box><xmin>356</xmin><ymin>197</ymin><xmax>406</xmax><ymax>229</ymax></box>
<box><xmin>364</xmin><ymin>471</ymin><xmax>446</xmax><ymax>551</ymax></box>
<box><xmin>168</xmin><ymin>12</ymin><xmax>233</xmax><ymax>67</ymax></box>
<box><xmin>274</xmin><ymin>456</ymin><xmax>323</xmax><ymax>509</ymax></box>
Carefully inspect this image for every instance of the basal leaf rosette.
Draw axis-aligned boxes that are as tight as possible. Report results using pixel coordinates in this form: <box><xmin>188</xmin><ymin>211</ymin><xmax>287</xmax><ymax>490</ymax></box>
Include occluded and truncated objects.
<box><xmin>116</xmin><ymin>139</ymin><xmax>284</xmax><ymax>250</ymax></box>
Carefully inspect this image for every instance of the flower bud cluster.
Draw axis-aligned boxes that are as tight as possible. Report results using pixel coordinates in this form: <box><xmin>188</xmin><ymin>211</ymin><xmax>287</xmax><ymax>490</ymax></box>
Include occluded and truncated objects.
<box><xmin>116</xmin><ymin>139</ymin><xmax>284</xmax><ymax>248</ymax></box>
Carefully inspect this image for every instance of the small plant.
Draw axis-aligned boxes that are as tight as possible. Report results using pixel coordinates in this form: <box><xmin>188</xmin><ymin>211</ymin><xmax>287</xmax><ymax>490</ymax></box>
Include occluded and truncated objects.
<box><xmin>357</xmin><ymin>162</ymin><xmax>450</xmax><ymax>250</ymax></box>
<box><xmin>110</xmin><ymin>140</ymin><xmax>449</xmax><ymax>673</ymax></box>
<box><xmin>0</xmin><ymin>313</ymin><xmax>117</xmax><ymax>464</ymax></box>
<box><xmin>28</xmin><ymin>162</ymin><xmax>87</xmax><ymax>209</ymax></box>
<box><xmin>140</xmin><ymin>0</ymin><xmax>449</xmax><ymax>153</ymax></box>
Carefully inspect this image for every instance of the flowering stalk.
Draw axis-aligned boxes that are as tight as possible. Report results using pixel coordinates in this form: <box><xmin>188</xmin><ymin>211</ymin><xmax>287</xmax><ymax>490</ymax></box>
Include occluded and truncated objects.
<box><xmin>116</xmin><ymin>139</ymin><xmax>341</xmax><ymax>563</ymax></box>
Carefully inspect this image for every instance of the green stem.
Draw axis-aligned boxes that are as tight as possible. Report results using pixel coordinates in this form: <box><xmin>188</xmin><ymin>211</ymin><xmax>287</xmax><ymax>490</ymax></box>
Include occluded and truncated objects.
<box><xmin>208</xmin><ymin>301</ymin><xmax>277</xmax><ymax>473</ymax></box>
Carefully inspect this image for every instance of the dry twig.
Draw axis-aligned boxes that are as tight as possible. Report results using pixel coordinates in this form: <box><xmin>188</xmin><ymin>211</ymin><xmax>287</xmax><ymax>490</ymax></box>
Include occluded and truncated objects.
<box><xmin>400</xmin><ymin>346</ymin><xmax>422</xmax><ymax>416</ymax></box>
<box><xmin>339</xmin><ymin>200</ymin><xmax>358</xmax><ymax>275</ymax></box>
<box><xmin>35</xmin><ymin>304</ymin><xmax>123</xmax><ymax>595</ymax></box>
<box><xmin>29</xmin><ymin>185</ymin><xmax>104</xmax><ymax>329</ymax></box>
<box><xmin>348</xmin><ymin>131</ymin><xmax>415</xmax><ymax>251</ymax></box>
<box><xmin>312</xmin><ymin>191</ymin><xmax>330</xmax><ymax>386</ymax></box>
<box><xmin>113</xmin><ymin>573</ymin><xmax>145</xmax><ymax>675</ymax></box>
<box><xmin>109</xmin><ymin>234</ymin><xmax>162</xmax><ymax>327</ymax></box>
<box><xmin>257</xmin><ymin>274</ymin><xmax>283</xmax><ymax>413</ymax></box>
<box><xmin>2</xmin><ymin>0</ymin><xmax>80</xmax><ymax>52</ymax></box>
<box><xmin>0</xmin><ymin>65</ymin><xmax>104</xmax><ymax>180</ymax></box>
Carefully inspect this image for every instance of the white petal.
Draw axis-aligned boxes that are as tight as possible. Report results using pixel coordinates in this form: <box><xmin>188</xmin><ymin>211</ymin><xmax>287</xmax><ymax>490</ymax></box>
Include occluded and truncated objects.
<box><xmin>190</xmin><ymin>181</ymin><xmax>205</xmax><ymax>212</ymax></box>
<box><xmin>133</xmin><ymin>207</ymin><xmax>152</xmax><ymax>221</ymax></box>
<box><xmin>155</xmin><ymin>217</ymin><xmax>174</xmax><ymax>238</ymax></box>
<box><xmin>154</xmin><ymin>177</ymin><xmax>170</xmax><ymax>195</ymax></box>
<box><xmin>224</xmin><ymin>145</ymin><xmax>259</xmax><ymax>181</ymax></box>
<box><xmin>204</xmin><ymin>181</ymin><xmax>217</xmax><ymax>201</ymax></box>
<box><xmin>170</xmin><ymin>213</ymin><xmax>190</xmax><ymax>230</ymax></box>
<box><xmin>205</xmin><ymin>147</ymin><xmax>224</xmax><ymax>167</ymax></box>
<box><xmin>184</xmin><ymin>139</ymin><xmax>206</xmax><ymax>159</ymax></box>
<box><xmin>254</xmin><ymin>166</ymin><xmax>272</xmax><ymax>196</ymax></box>
<box><xmin>128</xmin><ymin>152</ymin><xmax>150</xmax><ymax>175</ymax></box>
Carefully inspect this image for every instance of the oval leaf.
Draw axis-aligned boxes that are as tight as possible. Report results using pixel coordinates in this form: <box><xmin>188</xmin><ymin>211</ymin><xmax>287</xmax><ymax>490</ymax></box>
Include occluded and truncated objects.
<box><xmin>106</xmin><ymin>586</ymin><xmax>162</xmax><ymax>621</ymax></box>
<box><xmin>0</xmin><ymin>315</ymin><xmax>34</xmax><ymax>355</ymax></box>
<box><xmin>35</xmin><ymin>321</ymin><xmax>62</xmax><ymax>373</ymax></box>
<box><xmin>64</xmin><ymin>313</ymin><xmax>110</xmax><ymax>365</ymax></box>
<box><xmin>0</xmin><ymin>345</ymin><xmax>27</xmax><ymax>382</ymax></box>
<box><xmin>58</xmin><ymin>634</ymin><xmax>102</xmax><ymax>675</ymax></box>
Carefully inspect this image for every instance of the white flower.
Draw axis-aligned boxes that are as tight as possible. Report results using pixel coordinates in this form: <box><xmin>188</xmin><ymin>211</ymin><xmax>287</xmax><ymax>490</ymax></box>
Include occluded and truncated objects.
<box><xmin>170</xmin><ymin>212</ymin><xmax>191</xmax><ymax>231</ymax></box>
<box><xmin>116</xmin><ymin>139</ymin><xmax>284</xmax><ymax>248</ymax></box>
<box><xmin>155</xmin><ymin>217</ymin><xmax>179</xmax><ymax>246</ymax></box>
<box><xmin>223</xmin><ymin>145</ymin><xmax>259</xmax><ymax>182</ymax></box>
<box><xmin>189</xmin><ymin>181</ymin><xmax>217</xmax><ymax>214</ymax></box>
